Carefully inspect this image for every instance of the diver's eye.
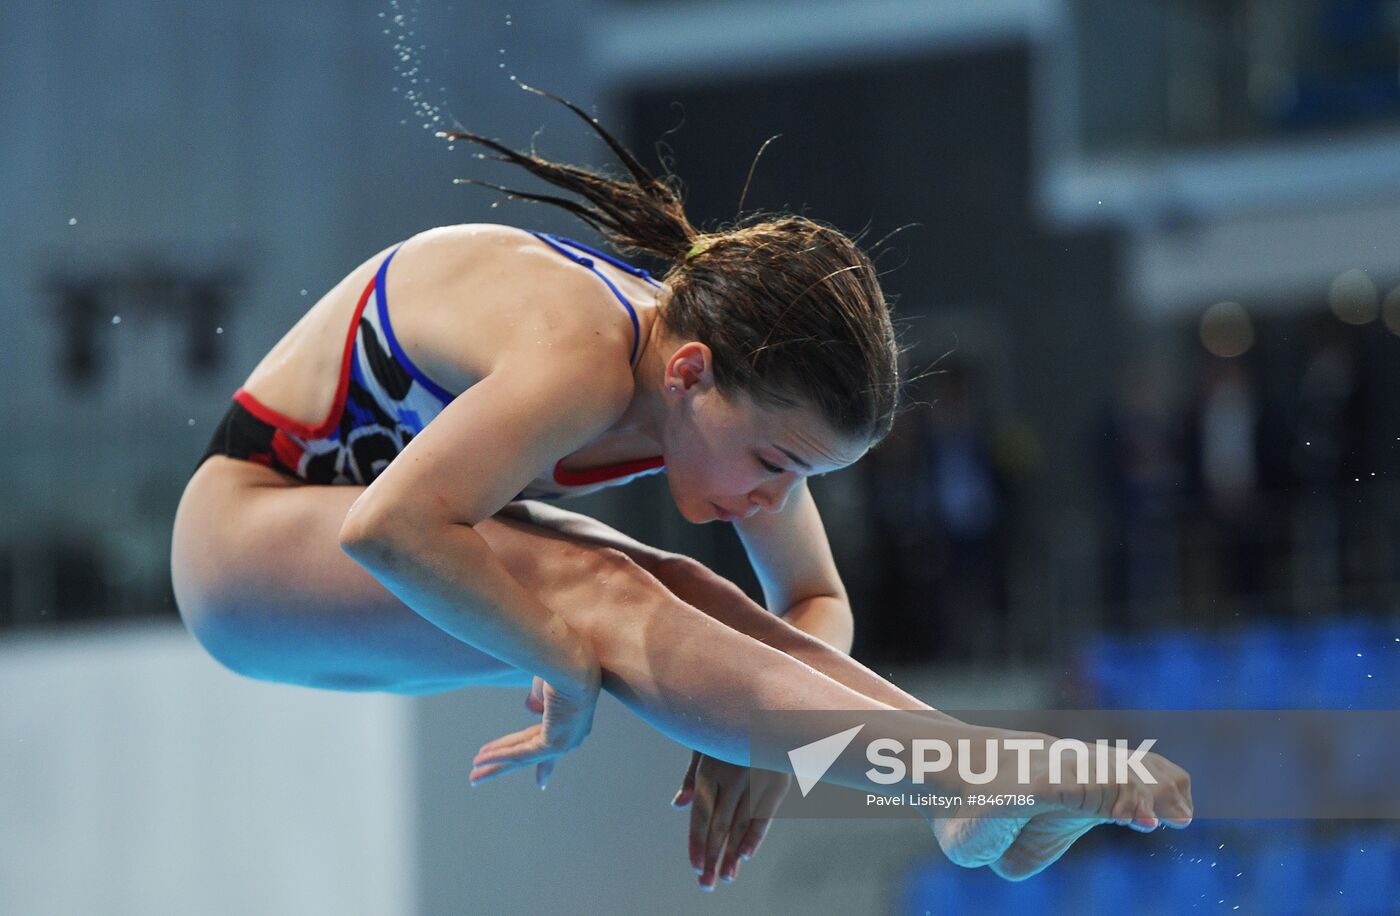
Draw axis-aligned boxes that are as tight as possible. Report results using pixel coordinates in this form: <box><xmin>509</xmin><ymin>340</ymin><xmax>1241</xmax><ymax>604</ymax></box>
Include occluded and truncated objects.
<box><xmin>758</xmin><ymin>458</ymin><xmax>784</xmax><ymax>475</ymax></box>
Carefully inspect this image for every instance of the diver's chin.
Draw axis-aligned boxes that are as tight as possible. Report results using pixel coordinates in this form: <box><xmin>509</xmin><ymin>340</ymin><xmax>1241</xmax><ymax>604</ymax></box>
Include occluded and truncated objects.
<box><xmin>674</xmin><ymin>496</ymin><xmax>720</xmax><ymax>525</ymax></box>
<box><xmin>685</xmin><ymin>502</ymin><xmax>719</xmax><ymax>524</ymax></box>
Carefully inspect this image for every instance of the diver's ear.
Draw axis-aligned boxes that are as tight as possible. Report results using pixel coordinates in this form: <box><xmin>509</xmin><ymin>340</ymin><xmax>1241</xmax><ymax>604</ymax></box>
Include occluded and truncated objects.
<box><xmin>666</xmin><ymin>341</ymin><xmax>714</xmax><ymax>392</ymax></box>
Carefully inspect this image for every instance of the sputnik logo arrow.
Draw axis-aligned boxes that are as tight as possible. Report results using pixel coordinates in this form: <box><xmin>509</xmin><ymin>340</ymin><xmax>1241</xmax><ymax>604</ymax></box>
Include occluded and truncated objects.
<box><xmin>787</xmin><ymin>724</ymin><xmax>865</xmax><ymax>797</ymax></box>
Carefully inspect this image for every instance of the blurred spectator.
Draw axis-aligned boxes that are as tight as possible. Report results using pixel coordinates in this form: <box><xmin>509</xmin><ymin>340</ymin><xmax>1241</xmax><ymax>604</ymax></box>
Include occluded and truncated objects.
<box><xmin>921</xmin><ymin>363</ymin><xmax>1010</xmax><ymax>659</ymax></box>
<box><xmin>1293</xmin><ymin>321</ymin><xmax>1364</xmax><ymax>491</ymax></box>
<box><xmin>1183</xmin><ymin>356</ymin><xmax>1267</xmax><ymax>612</ymax></box>
<box><xmin>1290</xmin><ymin>321</ymin><xmax>1367</xmax><ymax>604</ymax></box>
<box><xmin>859</xmin><ymin>389</ymin><xmax>941</xmax><ymax>663</ymax></box>
<box><xmin>1096</xmin><ymin>357</ymin><xmax>1183</xmax><ymax>627</ymax></box>
<box><xmin>859</xmin><ymin>361</ymin><xmax>1014</xmax><ymax>662</ymax></box>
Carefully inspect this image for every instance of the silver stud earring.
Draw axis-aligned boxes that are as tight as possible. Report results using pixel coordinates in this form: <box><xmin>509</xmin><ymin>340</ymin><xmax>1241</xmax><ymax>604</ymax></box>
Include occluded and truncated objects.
<box><xmin>669</xmin><ymin>385</ymin><xmax>678</xmax><ymax>393</ymax></box>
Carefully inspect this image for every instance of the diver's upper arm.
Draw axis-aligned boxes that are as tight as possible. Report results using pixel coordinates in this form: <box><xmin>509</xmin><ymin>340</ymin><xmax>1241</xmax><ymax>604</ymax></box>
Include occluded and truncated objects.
<box><xmin>340</xmin><ymin>349</ymin><xmax>633</xmax><ymax>536</ymax></box>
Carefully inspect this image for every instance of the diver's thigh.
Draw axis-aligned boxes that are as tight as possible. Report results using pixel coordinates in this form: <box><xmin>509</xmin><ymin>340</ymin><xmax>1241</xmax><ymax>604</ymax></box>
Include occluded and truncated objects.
<box><xmin>172</xmin><ymin>457</ymin><xmax>524</xmax><ymax>688</ymax></box>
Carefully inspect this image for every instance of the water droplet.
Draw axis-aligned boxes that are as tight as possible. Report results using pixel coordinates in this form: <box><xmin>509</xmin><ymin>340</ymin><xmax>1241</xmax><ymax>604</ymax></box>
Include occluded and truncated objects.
<box><xmin>215</xmin><ymin>326</ymin><xmax>223</xmax><ymax>334</ymax></box>
<box><xmin>300</xmin><ymin>289</ymin><xmax>308</xmax><ymax>296</ymax></box>
<box><xmin>111</xmin><ymin>315</ymin><xmax>121</xmax><ymax>325</ymax></box>
<box><xmin>188</xmin><ymin>418</ymin><xmax>196</xmax><ymax>426</ymax></box>
<box><xmin>67</xmin><ymin>217</ymin><xmax>78</xmax><ymax>226</ymax></box>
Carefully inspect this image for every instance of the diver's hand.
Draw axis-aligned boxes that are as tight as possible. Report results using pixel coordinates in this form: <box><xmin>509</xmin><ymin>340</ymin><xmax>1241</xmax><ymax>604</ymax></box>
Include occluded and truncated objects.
<box><xmin>673</xmin><ymin>750</ymin><xmax>791</xmax><ymax>891</ymax></box>
<box><xmin>470</xmin><ymin>669</ymin><xmax>601</xmax><ymax>789</ymax></box>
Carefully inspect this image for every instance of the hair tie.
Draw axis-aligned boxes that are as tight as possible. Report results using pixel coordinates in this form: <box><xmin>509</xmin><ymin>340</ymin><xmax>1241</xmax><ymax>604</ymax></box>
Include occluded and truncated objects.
<box><xmin>685</xmin><ymin>238</ymin><xmax>713</xmax><ymax>261</ymax></box>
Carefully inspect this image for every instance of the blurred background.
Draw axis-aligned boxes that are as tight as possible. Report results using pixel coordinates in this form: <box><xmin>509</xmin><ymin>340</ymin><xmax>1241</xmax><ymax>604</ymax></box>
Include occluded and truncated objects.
<box><xmin>3</xmin><ymin>0</ymin><xmax>1400</xmax><ymax>912</ymax></box>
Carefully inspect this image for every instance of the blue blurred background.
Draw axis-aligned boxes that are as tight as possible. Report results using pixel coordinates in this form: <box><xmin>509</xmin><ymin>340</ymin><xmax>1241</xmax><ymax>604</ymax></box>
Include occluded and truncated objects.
<box><xmin>3</xmin><ymin>0</ymin><xmax>1400</xmax><ymax>913</ymax></box>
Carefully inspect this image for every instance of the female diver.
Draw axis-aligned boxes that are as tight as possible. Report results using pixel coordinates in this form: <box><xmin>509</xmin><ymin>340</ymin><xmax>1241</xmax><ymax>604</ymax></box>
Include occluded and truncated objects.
<box><xmin>170</xmin><ymin>87</ymin><xmax>1191</xmax><ymax>890</ymax></box>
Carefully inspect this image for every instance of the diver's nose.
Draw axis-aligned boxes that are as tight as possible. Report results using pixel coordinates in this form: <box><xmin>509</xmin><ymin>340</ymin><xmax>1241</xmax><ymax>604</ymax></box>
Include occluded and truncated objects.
<box><xmin>749</xmin><ymin>477</ymin><xmax>797</xmax><ymax>515</ymax></box>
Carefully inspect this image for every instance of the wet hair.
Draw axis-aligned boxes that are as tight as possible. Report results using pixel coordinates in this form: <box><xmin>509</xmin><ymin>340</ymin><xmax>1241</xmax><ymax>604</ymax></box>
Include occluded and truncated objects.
<box><xmin>439</xmin><ymin>85</ymin><xmax>901</xmax><ymax>445</ymax></box>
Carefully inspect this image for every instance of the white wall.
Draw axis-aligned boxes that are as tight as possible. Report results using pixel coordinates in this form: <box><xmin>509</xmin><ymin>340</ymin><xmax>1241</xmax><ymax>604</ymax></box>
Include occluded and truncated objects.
<box><xmin>0</xmin><ymin>622</ymin><xmax>416</xmax><ymax>916</ymax></box>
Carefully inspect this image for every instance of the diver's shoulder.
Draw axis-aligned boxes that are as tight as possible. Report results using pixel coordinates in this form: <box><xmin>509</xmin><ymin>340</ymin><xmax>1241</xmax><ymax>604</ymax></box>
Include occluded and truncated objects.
<box><xmin>406</xmin><ymin>222</ymin><xmax>535</xmax><ymax>249</ymax></box>
<box><xmin>387</xmin><ymin>224</ymin><xmax>638</xmax><ymax>378</ymax></box>
<box><xmin>392</xmin><ymin>223</ymin><xmax>592</xmax><ymax>286</ymax></box>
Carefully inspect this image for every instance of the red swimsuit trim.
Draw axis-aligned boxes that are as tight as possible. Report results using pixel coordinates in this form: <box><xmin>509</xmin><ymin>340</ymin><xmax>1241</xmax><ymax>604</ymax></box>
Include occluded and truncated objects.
<box><xmin>551</xmin><ymin>455</ymin><xmax>665</xmax><ymax>487</ymax></box>
<box><xmin>232</xmin><ymin>273</ymin><xmax>378</xmax><ymax>440</ymax></box>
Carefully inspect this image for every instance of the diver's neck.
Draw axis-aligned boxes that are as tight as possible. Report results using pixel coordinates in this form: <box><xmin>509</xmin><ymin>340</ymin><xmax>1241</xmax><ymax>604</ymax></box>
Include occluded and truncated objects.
<box><xmin>612</xmin><ymin>299</ymin><xmax>673</xmax><ymax>449</ymax></box>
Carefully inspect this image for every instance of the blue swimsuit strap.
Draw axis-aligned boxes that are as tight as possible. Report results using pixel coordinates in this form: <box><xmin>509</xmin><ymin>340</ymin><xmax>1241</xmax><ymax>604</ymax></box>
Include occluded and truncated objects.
<box><xmin>529</xmin><ymin>231</ymin><xmax>660</xmax><ymax>367</ymax></box>
<box><xmin>373</xmin><ymin>244</ymin><xmax>455</xmax><ymax>404</ymax></box>
<box><xmin>370</xmin><ymin>233</ymin><xmax>657</xmax><ymax>403</ymax></box>
<box><xmin>535</xmin><ymin>232</ymin><xmax>663</xmax><ymax>287</ymax></box>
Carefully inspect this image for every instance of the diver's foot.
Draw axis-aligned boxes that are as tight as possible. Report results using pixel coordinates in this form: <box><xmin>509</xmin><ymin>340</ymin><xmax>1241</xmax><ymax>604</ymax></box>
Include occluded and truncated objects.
<box><xmin>930</xmin><ymin>814</ymin><xmax>1029</xmax><ymax>868</ymax></box>
<box><xmin>988</xmin><ymin>815</ymin><xmax>1107</xmax><ymax>881</ymax></box>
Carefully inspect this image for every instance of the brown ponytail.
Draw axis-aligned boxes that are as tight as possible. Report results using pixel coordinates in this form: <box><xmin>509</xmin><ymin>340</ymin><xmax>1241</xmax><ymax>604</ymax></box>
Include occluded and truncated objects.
<box><xmin>440</xmin><ymin>84</ymin><xmax>902</xmax><ymax>445</ymax></box>
<box><xmin>438</xmin><ymin>84</ymin><xmax>698</xmax><ymax>260</ymax></box>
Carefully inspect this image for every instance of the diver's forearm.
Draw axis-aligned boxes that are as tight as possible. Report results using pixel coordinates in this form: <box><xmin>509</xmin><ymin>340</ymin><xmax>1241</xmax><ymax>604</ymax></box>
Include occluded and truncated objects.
<box><xmin>339</xmin><ymin>517</ymin><xmax>598</xmax><ymax>693</ymax></box>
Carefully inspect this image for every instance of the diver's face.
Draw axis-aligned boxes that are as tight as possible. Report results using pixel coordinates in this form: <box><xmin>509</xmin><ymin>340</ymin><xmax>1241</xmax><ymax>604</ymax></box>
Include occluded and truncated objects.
<box><xmin>659</xmin><ymin>355</ymin><xmax>868</xmax><ymax>523</ymax></box>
